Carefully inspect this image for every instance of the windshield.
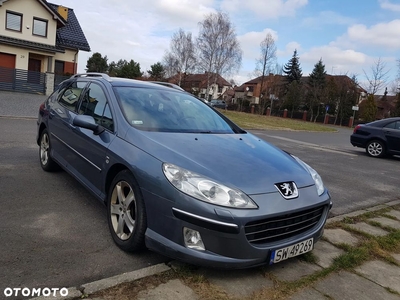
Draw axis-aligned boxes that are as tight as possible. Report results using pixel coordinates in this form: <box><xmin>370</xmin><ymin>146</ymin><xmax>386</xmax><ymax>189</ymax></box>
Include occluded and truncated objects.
<box><xmin>114</xmin><ymin>86</ymin><xmax>236</xmax><ymax>133</ymax></box>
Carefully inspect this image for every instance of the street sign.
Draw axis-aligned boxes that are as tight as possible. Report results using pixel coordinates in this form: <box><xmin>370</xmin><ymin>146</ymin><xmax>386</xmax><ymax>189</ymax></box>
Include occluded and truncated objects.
<box><xmin>352</xmin><ymin>106</ymin><xmax>359</xmax><ymax>111</ymax></box>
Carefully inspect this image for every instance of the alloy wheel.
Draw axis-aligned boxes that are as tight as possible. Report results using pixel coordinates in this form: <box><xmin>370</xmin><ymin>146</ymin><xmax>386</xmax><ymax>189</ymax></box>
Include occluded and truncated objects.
<box><xmin>40</xmin><ymin>132</ymin><xmax>50</xmax><ymax>166</ymax></box>
<box><xmin>367</xmin><ymin>141</ymin><xmax>383</xmax><ymax>157</ymax></box>
<box><xmin>110</xmin><ymin>181</ymin><xmax>137</xmax><ymax>240</ymax></box>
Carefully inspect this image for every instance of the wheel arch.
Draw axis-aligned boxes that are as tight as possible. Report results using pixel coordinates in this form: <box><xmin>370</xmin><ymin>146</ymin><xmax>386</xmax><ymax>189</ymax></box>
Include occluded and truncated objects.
<box><xmin>104</xmin><ymin>163</ymin><xmax>131</xmax><ymax>204</ymax></box>
<box><xmin>366</xmin><ymin>137</ymin><xmax>387</xmax><ymax>148</ymax></box>
<box><xmin>37</xmin><ymin>123</ymin><xmax>47</xmax><ymax>145</ymax></box>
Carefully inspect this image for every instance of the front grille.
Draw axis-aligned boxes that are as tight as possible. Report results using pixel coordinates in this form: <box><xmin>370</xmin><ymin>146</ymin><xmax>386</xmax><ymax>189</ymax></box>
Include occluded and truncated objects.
<box><xmin>244</xmin><ymin>205</ymin><xmax>326</xmax><ymax>244</ymax></box>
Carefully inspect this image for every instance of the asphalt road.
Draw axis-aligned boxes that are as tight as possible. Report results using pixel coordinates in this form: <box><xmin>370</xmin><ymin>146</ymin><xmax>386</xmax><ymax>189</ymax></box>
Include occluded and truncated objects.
<box><xmin>0</xmin><ymin>118</ymin><xmax>167</xmax><ymax>299</ymax></box>
<box><xmin>0</xmin><ymin>91</ymin><xmax>399</xmax><ymax>298</ymax></box>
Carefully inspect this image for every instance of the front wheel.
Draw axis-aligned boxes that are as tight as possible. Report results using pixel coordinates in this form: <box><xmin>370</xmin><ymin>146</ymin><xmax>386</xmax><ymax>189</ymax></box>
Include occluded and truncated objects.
<box><xmin>39</xmin><ymin>128</ymin><xmax>59</xmax><ymax>171</ymax></box>
<box><xmin>366</xmin><ymin>140</ymin><xmax>386</xmax><ymax>158</ymax></box>
<box><xmin>107</xmin><ymin>170</ymin><xmax>147</xmax><ymax>252</ymax></box>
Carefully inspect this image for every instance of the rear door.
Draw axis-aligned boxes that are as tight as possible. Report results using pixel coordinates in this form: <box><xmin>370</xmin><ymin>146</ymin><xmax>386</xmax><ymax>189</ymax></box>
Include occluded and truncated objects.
<box><xmin>383</xmin><ymin>121</ymin><xmax>400</xmax><ymax>153</ymax></box>
<box><xmin>48</xmin><ymin>80</ymin><xmax>88</xmax><ymax>168</ymax></box>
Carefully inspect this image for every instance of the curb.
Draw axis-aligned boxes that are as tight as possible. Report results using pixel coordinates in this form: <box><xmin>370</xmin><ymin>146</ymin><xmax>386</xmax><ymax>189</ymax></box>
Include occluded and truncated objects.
<box><xmin>29</xmin><ymin>200</ymin><xmax>400</xmax><ymax>300</ymax></box>
<box><xmin>29</xmin><ymin>263</ymin><xmax>171</xmax><ymax>300</ymax></box>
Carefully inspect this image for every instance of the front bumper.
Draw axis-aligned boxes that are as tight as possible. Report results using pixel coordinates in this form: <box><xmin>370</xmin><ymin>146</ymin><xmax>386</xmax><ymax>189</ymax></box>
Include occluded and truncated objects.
<box><xmin>143</xmin><ymin>186</ymin><xmax>332</xmax><ymax>269</ymax></box>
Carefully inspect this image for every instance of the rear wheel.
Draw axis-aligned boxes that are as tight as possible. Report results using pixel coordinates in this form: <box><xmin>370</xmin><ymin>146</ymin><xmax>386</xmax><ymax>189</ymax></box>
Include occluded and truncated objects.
<box><xmin>366</xmin><ymin>140</ymin><xmax>386</xmax><ymax>158</ymax></box>
<box><xmin>107</xmin><ymin>170</ymin><xmax>147</xmax><ymax>252</ymax></box>
<box><xmin>39</xmin><ymin>128</ymin><xmax>59</xmax><ymax>171</ymax></box>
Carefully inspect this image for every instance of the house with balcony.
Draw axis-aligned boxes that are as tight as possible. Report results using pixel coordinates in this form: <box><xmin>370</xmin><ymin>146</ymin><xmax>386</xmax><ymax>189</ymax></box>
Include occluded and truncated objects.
<box><xmin>0</xmin><ymin>0</ymin><xmax>90</xmax><ymax>94</ymax></box>
<box><xmin>168</xmin><ymin>72</ymin><xmax>232</xmax><ymax>100</ymax></box>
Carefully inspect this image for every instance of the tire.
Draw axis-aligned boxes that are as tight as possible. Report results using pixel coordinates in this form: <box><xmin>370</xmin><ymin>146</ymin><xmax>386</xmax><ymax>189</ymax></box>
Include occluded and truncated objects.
<box><xmin>39</xmin><ymin>128</ymin><xmax>59</xmax><ymax>171</ymax></box>
<box><xmin>366</xmin><ymin>140</ymin><xmax>386</xmax><ymax>158</ymax></box>
<box><xmin>107</xmin><ymin>170</ymin><xmax>147</xmax><ymax>252</ymax></box>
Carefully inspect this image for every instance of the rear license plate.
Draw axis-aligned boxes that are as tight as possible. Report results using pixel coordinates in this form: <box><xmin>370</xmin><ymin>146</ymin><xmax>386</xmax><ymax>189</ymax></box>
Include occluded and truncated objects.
<box><xmin>269</xmin><ymin>238</ymin><xmax>313</xmax><ymax>264</ymax></box>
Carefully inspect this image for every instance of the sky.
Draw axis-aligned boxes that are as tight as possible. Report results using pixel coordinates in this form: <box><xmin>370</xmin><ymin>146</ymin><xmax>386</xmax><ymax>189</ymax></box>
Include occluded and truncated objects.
<box><xmin>60</xmin><ymin>0</ymin><xmax>400</xmax><ymax>94</ymax></box>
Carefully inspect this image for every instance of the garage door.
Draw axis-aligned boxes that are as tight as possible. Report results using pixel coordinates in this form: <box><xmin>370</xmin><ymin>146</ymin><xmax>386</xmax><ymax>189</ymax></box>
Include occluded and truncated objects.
<box><xmin>0</xmin><ymin>53</ymin><xmax>16</xmax><ymax>86</ymax></box>
<box><xmin>0</xmin><ymin>52</ymin><xmax>16</xmax><ymax>68</ymax></box>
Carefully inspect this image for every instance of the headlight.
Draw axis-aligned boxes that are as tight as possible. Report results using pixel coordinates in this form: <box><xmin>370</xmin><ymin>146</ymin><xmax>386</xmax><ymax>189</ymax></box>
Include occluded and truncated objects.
<box><xmin>292</xmin><ymin>156</ymin><xmax>325</xmax><ymax>196</ymax></box>
<box><xmin>162</xmin><ymin>163</ymin><xmax>257</xmax><ymax>209</ymax></box>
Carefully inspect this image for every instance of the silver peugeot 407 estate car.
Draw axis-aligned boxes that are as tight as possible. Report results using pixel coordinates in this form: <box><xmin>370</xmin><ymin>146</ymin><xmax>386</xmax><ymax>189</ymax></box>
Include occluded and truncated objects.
<box><xmin>37</xmin><ymin>73</ymin><xmax>332</xmax><ymax>268</ymax></box>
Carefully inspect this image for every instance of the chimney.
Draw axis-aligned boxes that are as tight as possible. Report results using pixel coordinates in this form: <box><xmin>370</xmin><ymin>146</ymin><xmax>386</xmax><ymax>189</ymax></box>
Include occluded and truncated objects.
<box><xmin>57</xmin><ymin>5</ymin><xmax>68</xmax><ymax>21</ymax></box>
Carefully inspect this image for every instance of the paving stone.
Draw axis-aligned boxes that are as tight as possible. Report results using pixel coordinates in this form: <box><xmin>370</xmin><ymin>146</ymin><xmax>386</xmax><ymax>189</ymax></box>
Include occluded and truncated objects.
<box><xmin>386</xmin><ymin>200</ymin><xmax>400</xmax><ymax>207</ymax></box>
<box><xmin>386</xmin><ymin>209</ymin><xmax>400</xmax><ymax>220</ymax></box>
<box><xmin>370</xmin><ymin>217</ymin><xmax>400</xmax><ymax>230</ymax></box>
<box><xmin>355</xmin><ymin>260</ymin><xmax>400</xmax><ymax>294</ymax></box>
<box><xmin>393</xmin><ymin>253</ymin><xmax>400</xmax><ymax>263</ymax></box>
<box><xmin>288</xmin><ymin>287</ymin><xmax>327</xmax><ymax>300</ymax></box>
<box><xmin>266</xmin><ymin>259</ymin><xmax>322</xmax><ymax>282</ymax></box>
<box><xmin>136</xmin><ymin>279</ymin><xmax>198</xmax><ymax>300</ymax></box>
<box><xmin>314</xmin><ymin>271</ymin><xmax>400</xmax><ymax>300</ymax></box>
<box><xmin>326</xmin><ymin>210</ymin><xmax>368</xmax><ymax>224</ymax></box>
<box><xmin>201</xmin><ymin>268</ymin><xmax>273</xmax><ymax>298</ymax></box>
<box><xmin>323</xmin><ymin>228</ymin><xmax>359</xmax><ymax>246</ymax></box>
<box><xmin>347</xmin><ymin>222</ymin><xmax>388</xmax><ymax>236</ymax></box>
<box><xmin>312</xmin><ymin>240</ymin><xmax>344</xmax><ymax>268</ymax></box>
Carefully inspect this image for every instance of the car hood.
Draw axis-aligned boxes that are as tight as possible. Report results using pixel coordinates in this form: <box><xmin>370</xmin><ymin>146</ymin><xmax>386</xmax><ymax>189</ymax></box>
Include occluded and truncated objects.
<box><xmin>125</xmin><ymin>129</ymin><xmax>315</xmax><ymax>195</ymax></box>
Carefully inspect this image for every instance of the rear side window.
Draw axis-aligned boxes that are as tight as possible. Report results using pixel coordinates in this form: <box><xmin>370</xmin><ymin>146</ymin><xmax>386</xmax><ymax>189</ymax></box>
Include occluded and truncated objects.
<box><xmin>58</xmin><ymin>81</ymin><xmax>87</xmax><ymax>111</ymax></box>
<box><xmin>384</xmin><ymin>121</ymin><xmax>400</xmax><ymax>130</ymax></box>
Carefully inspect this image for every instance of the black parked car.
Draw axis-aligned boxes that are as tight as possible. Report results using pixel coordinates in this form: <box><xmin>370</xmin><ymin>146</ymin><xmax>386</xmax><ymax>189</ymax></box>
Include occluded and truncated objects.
<box><xmin>350</xmin><ymin>117</ymin><xmax>400</xmax><ymax>158</ymax></box>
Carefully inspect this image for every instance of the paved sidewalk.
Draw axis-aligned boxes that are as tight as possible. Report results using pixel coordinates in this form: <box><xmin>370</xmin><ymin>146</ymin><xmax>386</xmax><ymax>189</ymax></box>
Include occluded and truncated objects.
<box><xmin>29</xmin><ymin>200</ymin><xmax>400</xmax><ymax>300</ymax></box>
<box><xmin>0</xmin><ymin>90</ymin><xmax>46</xmax><ymax>118</ymax></box>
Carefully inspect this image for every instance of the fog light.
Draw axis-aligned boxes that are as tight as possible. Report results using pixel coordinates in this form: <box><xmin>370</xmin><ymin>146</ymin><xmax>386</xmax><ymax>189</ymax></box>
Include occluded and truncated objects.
<box><xmin>183</xmin><ymin>227</ymin><xmax>205</xmax><ymax>251</ymax></box>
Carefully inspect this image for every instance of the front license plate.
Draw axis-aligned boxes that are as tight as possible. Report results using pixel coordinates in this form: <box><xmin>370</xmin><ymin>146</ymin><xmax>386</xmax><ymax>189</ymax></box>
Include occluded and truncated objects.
<box><xmin>270</xmin><ymin>238</ymin><xmax>313</xmax><ymax>265</ymax></box>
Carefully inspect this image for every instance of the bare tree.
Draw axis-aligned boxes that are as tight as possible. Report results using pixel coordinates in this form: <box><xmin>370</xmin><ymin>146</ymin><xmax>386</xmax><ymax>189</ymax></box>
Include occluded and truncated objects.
<box><xmin>163</xmin><ymin>28</ymin><xmax>196</xmax><ymax>86</ymax></box>
<box><xmin>363</xmin><ymin>57</ymin><xmax>390</xmax><ymax>95</ymax></box>
<box><xmin>196</xmin><ymin>12</ymin><xmax>242</xmax><ymax>99</ymax></box>
<box><xmin>254</xmin><ymin>33</ymin><xmax>277</xmax><ymax>114</ymax></box>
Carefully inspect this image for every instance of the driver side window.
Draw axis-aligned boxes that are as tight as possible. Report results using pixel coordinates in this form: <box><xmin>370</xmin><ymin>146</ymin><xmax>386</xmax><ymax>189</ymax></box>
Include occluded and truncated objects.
<box><xmin>79</xmin><ymin>83</ymin><xmax>114</xmax><ymax>132</ymax></box>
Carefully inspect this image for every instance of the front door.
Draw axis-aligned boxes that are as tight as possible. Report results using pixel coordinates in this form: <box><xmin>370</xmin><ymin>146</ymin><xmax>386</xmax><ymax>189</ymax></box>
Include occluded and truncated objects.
<box><xmin>28</xmin><ymin>58</ymin><xmax>41</xmax><ymax>83</ymax></box>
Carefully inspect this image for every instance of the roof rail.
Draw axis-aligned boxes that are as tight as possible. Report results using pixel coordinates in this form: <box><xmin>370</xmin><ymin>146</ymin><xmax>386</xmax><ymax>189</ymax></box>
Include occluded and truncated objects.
<box><xmin>70</xmin><ymin>73</ymin><xmax>111</xmax><ymax>80</ymax></box>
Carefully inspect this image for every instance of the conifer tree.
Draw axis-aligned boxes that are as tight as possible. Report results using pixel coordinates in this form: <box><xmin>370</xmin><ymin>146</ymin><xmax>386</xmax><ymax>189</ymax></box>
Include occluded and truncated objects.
<box><xmin>361</xmin><ymin>94</ymin><xmax>377</xmax><ymax>122</ymax></box>
<box><xmin>391</xmin><ymin>92</ymin><xmax>400</xmax><ymax>117</ymax></box>
<box><xmin>283</xmin><ymin>50</ymin><xmax>302</xmax><ymax>83</ymax></box>
<box><xmin>308</xmin><ymin>58</ymin><xmax>327</xmax><ymax>121</ymax></box>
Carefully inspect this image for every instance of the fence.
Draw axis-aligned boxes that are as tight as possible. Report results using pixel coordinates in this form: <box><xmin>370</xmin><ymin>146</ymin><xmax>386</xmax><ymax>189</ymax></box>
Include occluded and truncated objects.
<box><xmin>0</xmin><ymin>66</ymin><xmax>46</xmax><ymax>94</ymax></box>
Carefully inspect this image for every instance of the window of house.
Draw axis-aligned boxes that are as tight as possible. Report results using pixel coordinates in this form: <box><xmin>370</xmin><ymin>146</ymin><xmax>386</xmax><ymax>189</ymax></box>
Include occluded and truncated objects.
<box><xmin>33</xmin><ymin>18</ymin><xmax>48</xmax><ymax>37</ymax></box>
<box><xmin>6</xmin><ymin>11</ymin><xmax>22</xmax><ymax>32</ymax></box>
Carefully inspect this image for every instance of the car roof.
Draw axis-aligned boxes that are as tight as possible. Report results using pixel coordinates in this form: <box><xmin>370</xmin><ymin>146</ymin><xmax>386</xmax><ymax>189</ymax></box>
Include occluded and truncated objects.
<box><xmin>365</xmin><ymin>117</ymin><xmax>400</xmax><ymax>127</ymax></box>
<box><xmin>69</xmin><ymin>73</ymin><xmax>180</xmax><ymax>90</ymax></box>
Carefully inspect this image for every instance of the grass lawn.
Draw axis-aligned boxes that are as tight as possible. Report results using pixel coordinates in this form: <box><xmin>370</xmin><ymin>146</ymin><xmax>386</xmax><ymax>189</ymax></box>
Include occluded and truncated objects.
<box><xmin>219</xmin><ymin>110</ymin><xmax>337</xmax><ymax>132</ymax></box>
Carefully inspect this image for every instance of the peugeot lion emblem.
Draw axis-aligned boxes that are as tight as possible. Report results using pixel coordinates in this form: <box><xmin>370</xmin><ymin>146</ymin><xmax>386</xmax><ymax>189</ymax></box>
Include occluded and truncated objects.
<box><xmin>275</xmin><ymin>182</ymin><xmax>298</xmax><ymax>199</ymax></box>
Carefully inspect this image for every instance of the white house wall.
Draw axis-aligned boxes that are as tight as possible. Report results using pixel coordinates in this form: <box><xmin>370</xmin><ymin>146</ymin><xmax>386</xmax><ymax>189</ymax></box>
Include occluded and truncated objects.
<box><xmin>0</xmin><ymin>44</ymin><xmax>55</xmax><ymax>71</ymax></box>
<box><xmin>0</xmin><ymin>0</ymin><xmax>58</xmax><ymax>46</ymax></box>
<box><xmin>54</xmin><ymin>49</ymin><xmax>77</xmax><ymax>64</ymax></box>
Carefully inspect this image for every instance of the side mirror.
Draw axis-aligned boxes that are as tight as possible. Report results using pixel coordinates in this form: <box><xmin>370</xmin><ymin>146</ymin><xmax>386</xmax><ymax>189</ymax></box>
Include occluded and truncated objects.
<box><xmin>73</xmin><ymin>115</ymin><xmax>105</xmax><ymax>135</ymax></box>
